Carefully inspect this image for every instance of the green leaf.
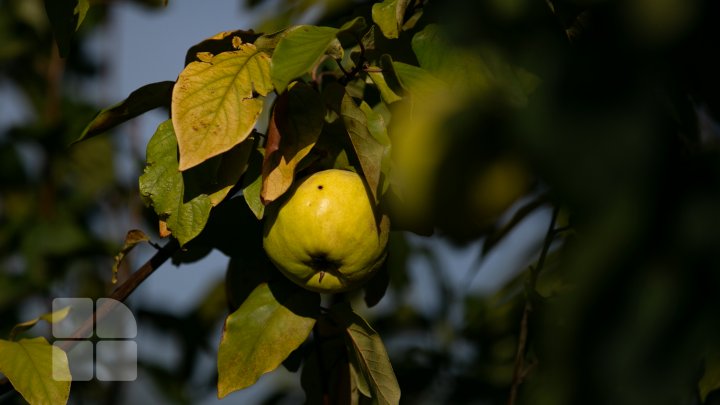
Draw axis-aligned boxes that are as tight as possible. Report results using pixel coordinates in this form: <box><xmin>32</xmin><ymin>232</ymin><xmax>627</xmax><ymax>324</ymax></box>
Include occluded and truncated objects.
<box><xmin>74</xmin><ymin>0</ymin><xmax>89</xmax><ymax>30</ymax></box>
<box><xmin>75</xmin><ymin>81</ymin><xmax>174</xmax><ymax>144</ymax></box>
<box><xmin>700</xmin><ymin>351</ymin><xmax>720</xmax><ymax>402</ymax></box>
<box><xmin>9</xmin><ymin>307</ymin><xmax>71</xmax><ymax>341</ymax></box>
<box><xmin>270</xmin><ymin>25</ymin><xmax>340</xmax><ymax>92</ymax></box>
<box><xmin>359</xmin><ymin>101</ymin><xmax>392</xmax><ymax>196</ymax></box>
<box><xmin>0</xmin><ymin>337</ymin><xmax>71</xmax><ymax>405</ymax></box>
<box><xmin>392</xmin><ymin>61</ymin><xmax>446</xmax><ymax>100</ymax></box>
<box><xmin>261</xmin><ymin>82</ymin><xmax>325</xmax><ymax>203</ymax></box>
<box><xmin>341</xmin><ymin>93</ymin><xmax>385</xmax><ymax>202</ymax></box>
<box><xmin>242</xmin><ymin>147</ymin><xmax>265</xmax><ymax>219</ymax></box>
<box><xmin>411</xmin><ymin>25</ymin><xmax>540</xmax><ymax>105</ymax></box>
<box><xmin>371</xmin><ymin>0</ymin><xmax>410</xmax><ymax>39</ymax></box>
<box><xmin>172</xmin><ymin>43</ymin><xmax>273</xmax><ymax>171</ymax></box>
<box><xmin>409</xmin><ymin>24</ymin><xmax>493</xmax><ymax>93</ymax></box>
<box><xmin>217</xmin><ymin>283</ymin><xmax>318</xmax><ymax>398</ymax></box>
<box><xmin>331</xmin><ymin>303</ymin><xmax>400</xmax><ymax>405</ymax></box>
<box><xmin>139</xmin><ymin>120</ymin><xmax>213</xmax><ymax>246</ymax></box>
<box><xmin>367</xmin><ymin>70</ymin><xmax>402</xmax><ymax>104</ymax></box>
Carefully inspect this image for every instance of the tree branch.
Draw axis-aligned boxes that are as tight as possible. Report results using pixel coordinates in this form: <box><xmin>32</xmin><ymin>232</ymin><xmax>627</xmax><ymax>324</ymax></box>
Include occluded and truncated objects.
<box><xmin>507</xmin><ymin>206</ymin><xmax>560</xmax><ymax>405</ymax></box>
<box><xmin>0</xmin><ymin>238</ymin><xmax>180</xmax><ymax>397</ymax></box>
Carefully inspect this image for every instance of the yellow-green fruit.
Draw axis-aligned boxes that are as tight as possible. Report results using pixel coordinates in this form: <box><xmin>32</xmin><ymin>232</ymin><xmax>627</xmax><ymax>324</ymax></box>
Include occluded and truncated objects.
<box><xmin>262</xmin><ymin>169</ymin><xmax>389</xmax><ymax>293</ymax></box>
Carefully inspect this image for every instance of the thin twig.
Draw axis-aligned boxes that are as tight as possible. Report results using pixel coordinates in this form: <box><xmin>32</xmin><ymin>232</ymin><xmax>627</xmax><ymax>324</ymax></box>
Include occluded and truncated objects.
<box><xmin>0</xmin><ymin>239</ymin><xmax>180</xmax><ymax>396</ymax></box>
<box><xmin>507</xmin><ymin>206</ymin><xmax>560</xmax><ymax>405</ymax></box>
<box><xmin>58</xmin><ymin>238</ymin><xmax>179</xmax><ymax>351</ymax></box>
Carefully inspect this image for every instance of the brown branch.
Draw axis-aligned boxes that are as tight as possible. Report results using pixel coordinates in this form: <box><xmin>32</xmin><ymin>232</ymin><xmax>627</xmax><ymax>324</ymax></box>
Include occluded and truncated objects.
<box><xmin>58</xmin><ymin>238</ymin><xmax>180</xmax><ymax>350</ymax></box>
<box><xmin>507</xmin><ymin>206</ymin><xmax>560</xmax><ymax>405</ymax></box>
<box><xmin>0</xmin><ymin>238</ymin><xmax>180</xmax><ymax>397</ymax></box>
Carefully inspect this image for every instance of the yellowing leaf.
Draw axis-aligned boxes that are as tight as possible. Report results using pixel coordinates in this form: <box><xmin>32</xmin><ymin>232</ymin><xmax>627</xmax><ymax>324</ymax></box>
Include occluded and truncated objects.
<box><xmin>331</xmin><ymin>304</ymin><xmax>400</xmax><ymax>405</ymax></box>
<box><xmin>270</xmin><ymin>25</ymin><xmax>340</xmax><ymax>93</ymax></box>
<box><xmin>217</xmin><ymin>283</ymin><xmax>318</xmax><ymax>398</ymax></box>
<box><xmin>111</xmin><ymin>229</ymin><xmax>151</xmax><ymax>284</ymax></box>
<box><xmin>260</xmin><ymin>83</ymin><xmax>324</xmax><ymax>203</ymax></box>
<box><xmin>0</xmin><ymin>337</ymin><xmax>71</xmax><ymax>405</ymax></box>
<box><xmin>172</xmin><ymin>43</ymin><xmax>272</xmax><ymax>171</ymax></box>
<box><xmin>9</xmin><ymin>307</ymin><xmax>71</xmax><ymax>341</ymax></box>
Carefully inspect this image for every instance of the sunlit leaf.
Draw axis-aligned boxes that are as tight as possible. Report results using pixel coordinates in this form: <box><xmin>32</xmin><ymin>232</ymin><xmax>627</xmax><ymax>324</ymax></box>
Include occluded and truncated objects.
<box><xmin>172</xmin><ymin>43</ymin><xmax>272</xmax><ymax>170</ymax></box>
<box><xmin>0</xmin><ymin>337</ymin><xmax>70</xmax><ymax>405</ymax></box>
<box><xmin>371</xmin><ymin>0</ymin><xmax>410</xmax><ymax>39</ymax></box>
<box><xmin>217</xmin><ymin>283</ymin><xmax>318</xmax><ymax>398</ymax></box>
<box><xmin>331</xmin><ymin>303</ymin><xmax>400</xmax><ymax>405</ymax></box>
<box><xmin>270</xmin><ymin>25</ymin><xmax>340</xmax><ymax>92</ymax></box>
<box><xmin>75</xmin><ymin>81</ymin><xmax>174</xmax><ymax>144</ymax></box>
<box><xmin>341</xmin><ymin>93</ymin><xmax>385</xmax><ymax>202</ymax></box>
<box><xmin>74</xmin><ymin>0</ymin><xmax>89</xmax><ymax>30</ymax></box>
<box><xmin>8</xmin><ymin>307</ymin><xmax>71</xmax><ymax>341</ymax></box>
<box><xmin>261</xmin><ymin>82</ymin><xmax>324</xmax><ymax>203</ymax></box>
<box><xmin>139</xmin><ymin>120</ymin><xmax>213</xmax><ymax>246</ymax></box>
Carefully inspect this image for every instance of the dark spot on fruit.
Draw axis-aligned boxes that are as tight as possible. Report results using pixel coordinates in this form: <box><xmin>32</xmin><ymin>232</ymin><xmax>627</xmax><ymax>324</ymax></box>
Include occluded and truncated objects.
<box><xmin>317</xmin><ymin>185</ymin><xmax>323</xmax><ymax>190</ymax></box>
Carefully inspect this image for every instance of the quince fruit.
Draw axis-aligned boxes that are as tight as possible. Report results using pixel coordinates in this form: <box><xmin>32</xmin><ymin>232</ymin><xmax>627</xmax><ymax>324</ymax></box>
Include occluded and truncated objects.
<box><xmin>263</xmin><ymin>169</ymin><xmax>389</xmax><ymax>293</ymax></box>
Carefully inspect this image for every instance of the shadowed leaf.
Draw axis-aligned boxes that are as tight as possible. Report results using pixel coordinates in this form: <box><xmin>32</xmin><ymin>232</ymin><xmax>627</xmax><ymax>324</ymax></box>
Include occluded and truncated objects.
<box><xmin>185</xmin><ymin>30</ymin><xmax>262</xmax><ymax>65</ymax></box>
<box><xmin>44</xmin><ymin>0</ymin><xmax>77</xmax><ymax>57</ymax></box>
<box><xmin>75</xmin><ymin>81</ymin><xmax>173</xmax><ymax>144</ymax></box>
<box><xmin>261</xmin><ymin>83</ymin><xmax>324</xmax><ymax>203</ymax></box>
<box><xmin>243</xmin><ymin>147</ymin><xmax>265</xmax><ymax>219</ymax></box>
<box><xmin>331</xmin><ymin>303</ymin><xmax>400</xmax><ymax>405</ymax></box>
<box><xmin>341</xmin><ymin>93</ymin><xmax>385</xmax><ymax>202</ymax></box>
